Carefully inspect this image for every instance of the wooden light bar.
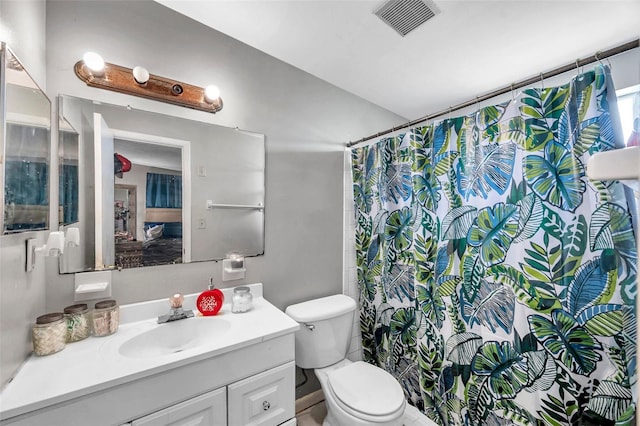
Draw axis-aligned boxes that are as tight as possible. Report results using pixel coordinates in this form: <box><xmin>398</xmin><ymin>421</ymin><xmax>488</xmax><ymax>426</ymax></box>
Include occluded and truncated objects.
<box><xmin>74</xmin><ymin>61</ymin><xmax>223</xmax><ymax>114</ymax></box>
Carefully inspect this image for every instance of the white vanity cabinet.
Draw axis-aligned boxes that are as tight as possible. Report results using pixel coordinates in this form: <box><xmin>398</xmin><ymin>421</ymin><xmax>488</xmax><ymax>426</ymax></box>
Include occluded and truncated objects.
<box><xmin>123</xmin><ymin>362</ymin><xmax>296</xmax><ymax>426</ymax></box>
<box><xmin>228</xmin><ymin>361</ymin><xmax>295</xmax><ymax>426</ymax></box>
<box><xmin>127</xmin><ymin>388</ymin><xmax>227</xmax><ymax>426</ymax></box>
<box><xmin>0</xmin><ymin>287</ymin><xmax>300</xmax><ymax>426</ymax></box>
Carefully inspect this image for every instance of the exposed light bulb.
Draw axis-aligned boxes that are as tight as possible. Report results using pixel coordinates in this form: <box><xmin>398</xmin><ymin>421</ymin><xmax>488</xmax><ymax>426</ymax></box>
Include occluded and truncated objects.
<box><xmin>83</xmin><ymin>52</ymin><xmax>105</xmax><ymax>75</ymax></box>
<box><xmin>132</xmin><ymin>66</ymin><xmax>149</xmax><ymax>84</ymax></box>
<box><xmin>204</xmin><ymin>85</ymin><xmax>220</xmax><ymax>103</ymax></box>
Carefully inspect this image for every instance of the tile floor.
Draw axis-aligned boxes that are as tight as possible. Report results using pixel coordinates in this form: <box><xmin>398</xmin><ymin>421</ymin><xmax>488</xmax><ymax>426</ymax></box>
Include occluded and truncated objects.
<box><xmin>296</xmin><ymin>395</ymin><xmax>438</xmax><ymax>426</ymax></box>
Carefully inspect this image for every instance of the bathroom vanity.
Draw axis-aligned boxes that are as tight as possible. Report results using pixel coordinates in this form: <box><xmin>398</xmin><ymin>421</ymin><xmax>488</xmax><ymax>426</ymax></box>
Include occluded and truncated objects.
<box><xmin>0</xmin><ymin>284</ymin><xmax>299</xmax><ymax>426</ymax></box>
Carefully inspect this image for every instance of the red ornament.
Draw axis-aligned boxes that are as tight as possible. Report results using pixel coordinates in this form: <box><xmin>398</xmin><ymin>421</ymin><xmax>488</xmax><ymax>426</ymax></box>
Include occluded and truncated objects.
<box><xmin>196</xmin><ymin>286</ymin><xmax>224</xmax><ymax>316</ymax></box>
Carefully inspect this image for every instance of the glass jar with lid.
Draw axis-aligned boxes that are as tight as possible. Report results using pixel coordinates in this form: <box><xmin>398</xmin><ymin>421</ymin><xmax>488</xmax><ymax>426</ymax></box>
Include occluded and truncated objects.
<box><xmin>32</xmin><ymin>313</ymin><xmax>66</xmax><ymax>356</ymax></box>
<box><xmin>64</xmin><ymin>303</ymin><xmax>91</xmax><ymax>342</ymax></box>
<box><xmin>92</xmin><ymin>299</ymin><xmax>119</xmax><ymax>337</ymax></box>
<box><xmin>231</xmin><ymin>286</ymin><xmax>253</xmax><ymax>313</ymax></box>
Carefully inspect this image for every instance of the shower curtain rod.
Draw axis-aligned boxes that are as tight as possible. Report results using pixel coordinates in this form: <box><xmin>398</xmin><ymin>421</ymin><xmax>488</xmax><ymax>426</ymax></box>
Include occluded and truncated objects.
<box><xmin>347</xmin><ymin>38</ymin><xmax>639</xmax><ymax>148</ymax></box>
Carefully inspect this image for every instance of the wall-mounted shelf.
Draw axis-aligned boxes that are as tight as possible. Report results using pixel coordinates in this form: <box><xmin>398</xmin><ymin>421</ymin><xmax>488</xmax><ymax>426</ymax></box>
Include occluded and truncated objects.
<box><xmin>587</xmin><ymin>146</ymin><xmax>640</xmax><ymax>181</ymax></box>
<box><xmin>587</xmin><ymin>146</ymin><xmax>640</xmax><ymax>192</ymax></box>
<box><xmin>206</xmin><ymin>201</ymin><xmax>264</xmax><ymax>211</ymax></box>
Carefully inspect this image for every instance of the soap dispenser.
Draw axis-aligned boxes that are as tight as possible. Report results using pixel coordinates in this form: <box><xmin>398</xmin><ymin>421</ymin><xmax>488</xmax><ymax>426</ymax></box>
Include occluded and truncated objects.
<box><xmin>196</xmin><ymin>278</ymin><xmax>224</xmax><ymax>316</ymax></box>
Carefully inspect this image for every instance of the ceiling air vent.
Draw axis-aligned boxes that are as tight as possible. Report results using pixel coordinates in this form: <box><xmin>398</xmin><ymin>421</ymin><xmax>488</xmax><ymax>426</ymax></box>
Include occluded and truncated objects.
<box><xmin>374</xmin><ymin>0</ymin><xmax>440</xmax><ymax>37</ymax></box>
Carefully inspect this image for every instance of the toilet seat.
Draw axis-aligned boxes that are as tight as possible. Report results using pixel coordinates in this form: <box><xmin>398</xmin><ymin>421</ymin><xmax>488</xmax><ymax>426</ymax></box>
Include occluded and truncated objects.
<box><xmin>327</xmin><ymin>361</ymin><xmax>406</xmax><ymax>423</ymax></box>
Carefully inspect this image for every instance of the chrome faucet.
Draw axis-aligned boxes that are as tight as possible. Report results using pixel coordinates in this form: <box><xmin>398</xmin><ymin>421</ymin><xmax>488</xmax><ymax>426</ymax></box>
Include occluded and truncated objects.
<box><xmin>158</xmin><ymin>293</ymin><xmax>194</xmax><ymax>323</ymax></box>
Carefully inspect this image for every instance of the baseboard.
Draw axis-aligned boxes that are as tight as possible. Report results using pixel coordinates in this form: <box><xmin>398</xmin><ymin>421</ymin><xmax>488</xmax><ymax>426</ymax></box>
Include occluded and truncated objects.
<box><xmin>295</xmin><ymin>389</ymin><xmax>325</xmax><ymax>414</ymax></box>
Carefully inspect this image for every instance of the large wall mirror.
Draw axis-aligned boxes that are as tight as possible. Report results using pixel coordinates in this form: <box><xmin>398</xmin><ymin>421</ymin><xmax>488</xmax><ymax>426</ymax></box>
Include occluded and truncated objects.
<box><xmin>58</xmin><ymin>95</ymin><xmax>265</xmax><ymax>273</ymax></box>
<box><xmin>1</xmin><ymin>43</ymin><xmax>51</xmax><ymax>234</ymax></box>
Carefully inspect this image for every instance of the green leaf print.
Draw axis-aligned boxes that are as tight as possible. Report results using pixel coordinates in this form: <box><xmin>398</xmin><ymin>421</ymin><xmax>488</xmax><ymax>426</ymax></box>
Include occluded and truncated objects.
<box><xmin>412</xmin><ymin>169</ymin><xmax>441</xmax><ymax>210</ymax></box>
<box><xmin>494</xmin><ymin>399</ymin><xmax>538</xmax><ymax>426</ymax></box>
<box><xmin>521</xmin><ymin>85</ymin><xmax>570</xmax><ymax>150</ymax></box>
<box><xmin>512</xmin><ymin>193</ymin><xmax>543</xmax><ymax>243</ymax></box>
<box><xmin>441</xmin><ymin>205</ymin><xmax>477</xmax><ymax>240</ymax></box>
<box><xmin>565</xmin><ymin>259</ymin><xmax>616</xmax><ymax>317</ymax></box>
<box><xmin>456</xmin><ymin>142</ymin><xmax>517</xmax><ymax>200</ymax></box>
<box><xmin>445</xmin><ymin>332</ymin><xmax>482</xmax><ymax>365</ymax></box>
<box><xmin>390</xmin><ymin>307</ymin><xmax>417</xmax><ymax>347</ymax></box>
<box><xmin>417</xmin><ymin>284</ymin><xmax>445</xmax><ymax>328</ymax></box>
<box><xmin>461</xmin><ymin>250</ymin><xmax>485</xmax><ymax>301</ymax></box>
<box><xmin>384</xmin><ymin>207</ymin><xmax>413</xmax><ymax>252</ymax></box>
<box><xmin>467</xmin><ymin>203</ymin><xmax>520</xmax><ymax>267</ymax></box>
<box><xmin>524</xmin><ymin>141</ymin><xmax>586</xmax><ymax>212</ymax></box>
<box><xmin>461</xmin><ymin>280</ymin><xmax>515</xmax><ymax>334</ymax></box>
<box><xmin>488</xmin><ymin>264</ymin><xmax>560</xmax><ymax>313</ymax></box>
<box><xmin>433</xmin><ymin>151</ymin><xmax>459</xmax><ymax>176</ymax></box>
<box><xmin>523</xmin><ymin>350</ymin><xmax>556</xmax><ymax>392</ymax></box>
<box><xmin>466</xmin><ymin>376</ymin><xmax>495</xmax><ymax>425</ymax></box>
<box><xmin>539</xmin><ymin>394</ymin><xmax>579</xmax><ymax>426</ymax></box>
<box><xmin>577</xmin><ymin>304</ymin><xmax>624</xmax><ymax>336</ymax></box>
<box><xmin>587</xmin><ymin>380</ymin><xmax>632</xmax><ymax>421</ymax></box>
<box><xmin>590</xmin><ymin>203</ymin><xmax>635</xmax><ymax>252</ymax></box>
<box><xmin>528</xmin><ymin>309</ymin><xmax>602</xmax><ymax>375</ymax></box>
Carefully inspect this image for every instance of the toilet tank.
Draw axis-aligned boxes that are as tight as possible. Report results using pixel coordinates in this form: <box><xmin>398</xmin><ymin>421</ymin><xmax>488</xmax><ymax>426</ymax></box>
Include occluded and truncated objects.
<box><xmin>285</xmin><ymin>295</ymin><xmax>357</xmax><ymax>369</ymax></box>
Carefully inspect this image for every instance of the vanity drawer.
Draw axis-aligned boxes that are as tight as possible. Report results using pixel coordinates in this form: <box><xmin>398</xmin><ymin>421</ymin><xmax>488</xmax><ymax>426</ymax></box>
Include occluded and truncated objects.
<box><xmin>129</xmin><ymin>387</ymin><xmax>226</xmax><ymax>426</ymax></box>
<box><xmin>228</xmin><ymin>361</ymin><xmax>295</xmax><ymax>426</ymax></box>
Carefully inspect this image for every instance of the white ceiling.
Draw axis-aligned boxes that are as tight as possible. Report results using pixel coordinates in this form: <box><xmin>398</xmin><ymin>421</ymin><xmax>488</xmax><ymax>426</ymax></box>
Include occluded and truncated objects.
<box><xmin>156</xmin><ymin>0</ymin><xmax>640</xmax><ymax>120</ymax></box>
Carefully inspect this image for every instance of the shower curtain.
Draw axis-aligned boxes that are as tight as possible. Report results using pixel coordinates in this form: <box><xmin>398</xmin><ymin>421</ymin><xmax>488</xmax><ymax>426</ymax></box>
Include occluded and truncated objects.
<box><xmin>351</xmin><ymin>65</ymin><xmax>637</xmax><ymax>425</ymax></box>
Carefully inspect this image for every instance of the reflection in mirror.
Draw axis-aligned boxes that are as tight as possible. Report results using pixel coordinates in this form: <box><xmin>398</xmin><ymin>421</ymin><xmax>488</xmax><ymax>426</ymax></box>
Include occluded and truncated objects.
<box><xmin>113</xmin><ymin>137</ymin><xmax>184</xmax><ymax>269</ymax></box>
<box><xmin>1</xmin><ymin>44</ymin><xmax>51</xmax><ymax>234</ymax></box>
<box><xmin>58</xmin><ymin>95</ymin><xmax>265</xmax><ymax>274</ymax></box>
<box><xmin>59</xmin><ymin>117</ymin><xmax>79</xmax><ymax>226</ymax></box>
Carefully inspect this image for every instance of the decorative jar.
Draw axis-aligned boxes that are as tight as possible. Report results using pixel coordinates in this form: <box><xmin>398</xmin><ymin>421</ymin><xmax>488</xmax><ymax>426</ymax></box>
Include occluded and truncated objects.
<box><xmin>32</xmin><ymin>313</ymin><xmax>66</xmax><ymax>356</ymax></box>
<box><xmin>64</xmin><ymin>303</ymin><xmax>91</xmax><ymax>342</ymax></box>
<box><xmin>92</xmin><ymin>299</ymin><xmax>119</xmax><ymax>337</ymax></box>
<box><xmin>231</xmin><ymin>286</ymin><xmax>253</xmax><ymax>313</ymax></box>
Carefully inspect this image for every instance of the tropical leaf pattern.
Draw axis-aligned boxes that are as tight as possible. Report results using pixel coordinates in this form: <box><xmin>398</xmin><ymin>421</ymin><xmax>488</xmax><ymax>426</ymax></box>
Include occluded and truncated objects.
<box><xmin>351</xmin><ymin>66</ymin><xmax>636</xmax><ymax>425</ymax></box>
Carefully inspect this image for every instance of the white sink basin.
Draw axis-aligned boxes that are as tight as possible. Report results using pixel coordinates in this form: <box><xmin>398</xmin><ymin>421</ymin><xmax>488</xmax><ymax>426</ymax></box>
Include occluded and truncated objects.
<box><xmin>119</xmin><ymin>317</ymin><xmax>231</xmax><ymax>358</ymax></box>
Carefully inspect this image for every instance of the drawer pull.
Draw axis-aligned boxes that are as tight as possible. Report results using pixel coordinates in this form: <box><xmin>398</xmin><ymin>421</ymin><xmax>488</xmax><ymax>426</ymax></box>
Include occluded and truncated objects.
<box><xmin>263</xmin><ymin>400</ymin><xmax>271</xmax><ymax>411</ymax></box>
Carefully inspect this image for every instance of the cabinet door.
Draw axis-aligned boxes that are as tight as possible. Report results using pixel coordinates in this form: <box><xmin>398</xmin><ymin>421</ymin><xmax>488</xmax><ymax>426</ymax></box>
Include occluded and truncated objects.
<box><xmin>131</xmin><ymin>387</ymin><xmax>226</xmax><ymax>426</ymax></box>
<box><xmin>228</xmin><ymin>361</ymin><xmax>295</xmax><ymax>426</ymax></box>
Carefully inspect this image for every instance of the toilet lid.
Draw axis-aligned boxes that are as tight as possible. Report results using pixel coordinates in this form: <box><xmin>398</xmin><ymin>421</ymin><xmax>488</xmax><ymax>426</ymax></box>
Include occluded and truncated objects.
<box><xmin>327</xmin><ymin>361</ymin><xmax>405</xmax><ymax>417</ymax></box>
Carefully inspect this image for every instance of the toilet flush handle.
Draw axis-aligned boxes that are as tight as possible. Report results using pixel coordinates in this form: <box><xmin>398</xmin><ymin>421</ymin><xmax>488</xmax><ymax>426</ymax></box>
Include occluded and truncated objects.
<box><xmin>303</xmin><ymin>323</ymin><xmax>315</xmax><ymax>331</ymax></box>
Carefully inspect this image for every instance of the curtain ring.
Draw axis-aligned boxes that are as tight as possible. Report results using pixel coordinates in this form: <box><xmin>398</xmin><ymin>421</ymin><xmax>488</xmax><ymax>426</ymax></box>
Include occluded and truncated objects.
<box><xmin>594</xmin><ymin>51</ymin><xmax>603</xmax><ymax>66</ymax></box>
<box><xmin>576</xmin><ymin>58</ymin><xmax>584</xmax><ymax>80</ymax></box>
<box><xmin>540</xmin><ymin>73</ymin><xmax>545</xmax><ymax>90</ymax></box>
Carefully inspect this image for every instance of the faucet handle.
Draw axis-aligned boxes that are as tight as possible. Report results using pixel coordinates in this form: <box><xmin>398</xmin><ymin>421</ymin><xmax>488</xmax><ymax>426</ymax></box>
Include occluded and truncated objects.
<box><xmin>170</xmin><ymin>293</ymin><xmax>184</xmax><ymax>309</ymax></box>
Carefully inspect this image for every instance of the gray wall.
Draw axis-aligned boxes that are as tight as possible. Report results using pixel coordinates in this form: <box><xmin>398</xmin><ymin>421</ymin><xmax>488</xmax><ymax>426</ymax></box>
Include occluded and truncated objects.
<box><xmin>43</xmin><ymin>1</ymin><xmax>404</xmax><ymax>312</ymax></box>
<box><xmin>0</xmin><ymin>0</ymin><xmax>46</xmax><ymax>86</ymax></box>
<box><xmin>0</xmin><ymin>0</ymin><xmax>48</xmax><ymax>387</ymax></box>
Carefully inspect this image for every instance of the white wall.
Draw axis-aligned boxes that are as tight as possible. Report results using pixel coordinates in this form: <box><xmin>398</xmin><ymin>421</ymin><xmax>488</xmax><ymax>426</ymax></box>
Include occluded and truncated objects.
<box><xmin>0</xmin><ymin>0</ymin><xmax>48</xmax><ymax>387</ymax></box>
<box><xmin>43</xmin><ymin>0</ymin><xmax>405</xmax><ymax>314</ymax></box>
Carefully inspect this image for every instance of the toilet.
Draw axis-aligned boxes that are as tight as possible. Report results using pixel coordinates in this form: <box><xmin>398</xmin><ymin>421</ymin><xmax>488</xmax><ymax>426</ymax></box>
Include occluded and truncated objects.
<box><xmin>285</xmin><ymin>294</ymin><xmax>406</xmax><ymax>426</ymax></box>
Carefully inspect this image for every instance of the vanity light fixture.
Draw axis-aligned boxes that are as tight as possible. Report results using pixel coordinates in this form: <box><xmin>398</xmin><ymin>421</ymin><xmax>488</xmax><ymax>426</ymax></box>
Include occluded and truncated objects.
<box><xmin>204</xmin><ymin>85</ymin><xmax>220</xmax><ymax>104</ymax></box>
<box><xmin>74</xmin><ymin>53</ymin><xmax>223</xmax><ymax>114</ymax></box>
<box><xmin>132</xmin><ymin>66</ymin><xmax>149</xmax><ymax>85</ymax></box>
<box><xmin>82</xmin><ymin>52</ymin><xmax>105</xmax><ymax>76</ymax></box>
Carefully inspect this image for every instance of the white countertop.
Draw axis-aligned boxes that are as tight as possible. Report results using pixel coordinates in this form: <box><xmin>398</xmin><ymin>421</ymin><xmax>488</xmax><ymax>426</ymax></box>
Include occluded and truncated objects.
<box><xmin>0</xmin><ymin>283</ymin><xmax>299</xmax><ymax>421</ymax></box>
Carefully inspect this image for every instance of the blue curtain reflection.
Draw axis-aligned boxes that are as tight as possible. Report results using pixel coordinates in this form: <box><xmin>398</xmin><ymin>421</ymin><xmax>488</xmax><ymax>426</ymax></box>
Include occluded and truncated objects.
<box><xmin>146</xmin><ymin>172</ymin><xmax>182</xmax><ymax>208</ymax></box>
<box><xmin>59</xmin><ymin>164</ymin><xmax>79</xmax><ymax>224</ymax></box>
